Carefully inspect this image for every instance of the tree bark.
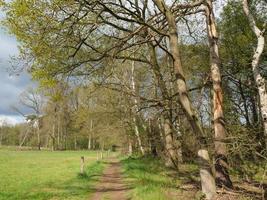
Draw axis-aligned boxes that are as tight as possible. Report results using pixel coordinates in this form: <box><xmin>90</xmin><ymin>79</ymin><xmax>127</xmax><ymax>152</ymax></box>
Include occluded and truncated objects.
<box><xmin>149</xmin><ymin>43</ymin><xmax>179</xmax><ymax>168</ymax></box>
<box><xmin>88</xmin><ymin>120</ymin><xmax>93</xmax><ymax>150</ymax></box>
<box><xmin>74</xmin><ymin>136</ymin><xmax>77</xmax><ymax>150</ymax></box>
<box><xmin>128</xmin><ymin>137</ymin><xmax>133</xmax><ymax>156</ymax></box>
<box><xmin>205</xmin><ymin>0</ymin><xmax>233</xmax><ymax>188</ymax></box>
<box><xmin>131</xmin><ymin>60</ymin><xmax>145</xmax><ymax>155</ymax></box>
<box><xmin>243</xmin><ymin>0</ymin><xmax>267</xmax><ymax>145</ymax></box>
<box><xmin>36</xmin><ymin>119</ymin><xmax>41</xmax><ymax>150</ymax></box>
<box><xmin>153</xmin><ymin>0</ymin><xmax>216</xmax><ymax>198</ymax></box>
<box><xmin>57</xmin><ymin>116</ymin><xmax>60</xmax><ymax>150</ymax></box>
<box><xmin>147</xmin><ymin>118</ymin><xmax>158</xmax><ymax>157</ymax></box>
<box><xmin>88</xmin><ymin>133</ymin><xmax>91</xmax><ymax>150</ymax></box>
<box><xmin>50</xmin><ymin>124</ymin><xmax>55</xmax><ymax>151</ymax></box>
<box><xmin>163</xmin><ymin>117</ymin><xmax>179</xmax><ymax>168</ymax></box>
<box><xmin>198</xmin><ymin>150</ymin><xmax>217</xmax><ymax>200</ymax></box>
<box><xmin>20</xmin><ymin>128</ymin><xmax>30</xmax><ymax>148</ymax></box>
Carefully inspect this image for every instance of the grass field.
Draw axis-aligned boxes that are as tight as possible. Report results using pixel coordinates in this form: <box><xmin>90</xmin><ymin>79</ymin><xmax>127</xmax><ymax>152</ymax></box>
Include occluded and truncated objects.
<box><xmin>0</xmin><ymin>148</ymin><xmax>105</xmax><ymax>200</ymax></box>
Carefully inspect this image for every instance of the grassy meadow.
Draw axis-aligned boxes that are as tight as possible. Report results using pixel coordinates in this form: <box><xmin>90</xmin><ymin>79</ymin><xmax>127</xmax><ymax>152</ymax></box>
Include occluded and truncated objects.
<box><xmin>0</xmin><ymin>148</ymin><xmax>105</xmax><ymax>200</ymax></box>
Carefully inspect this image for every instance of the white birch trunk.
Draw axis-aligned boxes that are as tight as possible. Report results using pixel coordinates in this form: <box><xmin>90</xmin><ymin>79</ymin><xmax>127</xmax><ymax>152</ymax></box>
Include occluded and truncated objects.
<box><xmin>131</xmin><ymin>60</ymin><xmax>145</xmax><ymax>155</ymax></box>
<box><xmin>128</xmin><ymin>138</ymin><xmax>133</xmax><ymax>156</ymax></box>
<box><xmin>243</xmin><ymin>0</ymin><xmax>267</xmax><ymax>141</ymax></box>
<box><xmin>88</xmin><ymin>120</ymin><xmax>93</xmax><ymax>150</ymax></box>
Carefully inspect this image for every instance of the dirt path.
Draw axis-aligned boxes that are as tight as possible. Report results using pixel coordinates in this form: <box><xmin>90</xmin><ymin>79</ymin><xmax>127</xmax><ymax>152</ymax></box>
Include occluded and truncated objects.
<box><xmin>90</xmin><ymin>158</ymin><xmax>130</xmax><ymax>200</ymax></box>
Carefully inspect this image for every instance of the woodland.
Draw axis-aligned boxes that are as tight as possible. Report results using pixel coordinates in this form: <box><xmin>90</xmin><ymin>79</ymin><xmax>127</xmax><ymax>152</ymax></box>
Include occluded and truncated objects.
<box><xmin>0</xmin><ymin>0</ymin><xmax>267</xmax><ymax>199</ymax></box>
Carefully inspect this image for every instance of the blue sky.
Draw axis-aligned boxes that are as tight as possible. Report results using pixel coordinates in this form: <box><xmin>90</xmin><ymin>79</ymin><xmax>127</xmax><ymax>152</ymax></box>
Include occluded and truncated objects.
<box><xmin>0</xmin><ymin>12</ymin><xmax>33</xmax><ymax>125</ymax></box>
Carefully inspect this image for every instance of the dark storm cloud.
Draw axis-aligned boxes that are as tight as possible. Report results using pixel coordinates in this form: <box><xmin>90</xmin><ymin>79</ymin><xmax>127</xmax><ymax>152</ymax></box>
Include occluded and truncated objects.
<box><xmin>0</xmin><ymin>28</ymin><xmax>34</xmax><ymax>122</ymax></box>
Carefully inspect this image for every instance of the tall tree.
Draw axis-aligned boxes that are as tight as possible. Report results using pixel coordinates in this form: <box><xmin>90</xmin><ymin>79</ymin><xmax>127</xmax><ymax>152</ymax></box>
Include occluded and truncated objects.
<box><xmin>152</xmin><ymin>0</ymin><xmax>216</xmax><ymax>198</ymax></box>
<box><xmin>243</xmin><ymin>0</ymin><xmax>267</xmax><ymax>144</ymax></box>
<box><xmin>204</xmin><ymin>0</ymin><xmax>233</xmax><ymax>188</ymax></box>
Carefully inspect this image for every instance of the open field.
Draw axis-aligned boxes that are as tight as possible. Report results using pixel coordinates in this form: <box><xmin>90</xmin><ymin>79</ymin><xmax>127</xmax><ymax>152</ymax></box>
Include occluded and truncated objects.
<box><xmin>0</xmin><ymin>148</ymin><xmax>105</xmax><ymax>200</ymax></box>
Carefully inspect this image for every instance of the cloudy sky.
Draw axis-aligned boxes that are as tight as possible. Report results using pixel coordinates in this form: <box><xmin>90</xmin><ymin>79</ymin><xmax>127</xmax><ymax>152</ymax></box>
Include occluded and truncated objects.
<box><xmin>0</xmin><ymin>12</ymin><xmax>34</xmax><ymax>125</ymax></box>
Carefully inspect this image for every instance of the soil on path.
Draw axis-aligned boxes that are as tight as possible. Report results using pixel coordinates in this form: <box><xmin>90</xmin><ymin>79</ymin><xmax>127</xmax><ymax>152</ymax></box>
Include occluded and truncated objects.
<box><xmin>90</xmin><ymin>158</ymin><xmax>131</xmax><ymax>200</ymax></box>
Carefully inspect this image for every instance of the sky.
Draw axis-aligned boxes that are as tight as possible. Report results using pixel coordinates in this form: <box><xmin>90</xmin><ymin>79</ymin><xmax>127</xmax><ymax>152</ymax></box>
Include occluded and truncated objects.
<box><xmin>0</xmin><ymin>11</ymin><xmax>34</xmax><ymax>125</ymax></box>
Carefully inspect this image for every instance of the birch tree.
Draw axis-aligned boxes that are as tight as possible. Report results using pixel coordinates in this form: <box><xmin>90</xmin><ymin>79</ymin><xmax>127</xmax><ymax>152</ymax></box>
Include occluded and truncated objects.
<box><xmin>243</xmin><ymin>0</ymin><xmax>267</xmax><ymax>145</ymax></box>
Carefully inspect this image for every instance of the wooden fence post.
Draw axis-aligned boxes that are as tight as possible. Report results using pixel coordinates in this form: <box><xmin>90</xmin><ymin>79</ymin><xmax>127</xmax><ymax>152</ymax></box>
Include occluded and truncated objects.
<box><xmin>80</xmin><ymin>156</ymin><xmax>85</xmax><ymax>174</ymax></box>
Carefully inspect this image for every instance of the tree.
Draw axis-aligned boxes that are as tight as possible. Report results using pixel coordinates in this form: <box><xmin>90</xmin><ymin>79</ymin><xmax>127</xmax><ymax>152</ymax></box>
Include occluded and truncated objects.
<box><xmin>243</xmin><ymin>0</ymin><xmax>267</xmax><ymax>145</ymax></box>
<box><xmin>204</xmin><ymin>0</ymin><xmax>233</xmax><ymax>188</ymax></box>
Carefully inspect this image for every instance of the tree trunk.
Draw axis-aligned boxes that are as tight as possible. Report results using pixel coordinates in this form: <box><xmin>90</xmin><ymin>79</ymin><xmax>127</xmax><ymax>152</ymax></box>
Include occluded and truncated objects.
<box><xmin>88</xmin><ymin>120</ymin><xmax>93</xmax><ymax>150</ymax></box>
<box><xmin>74</xmin><ymin>136</ymin><xmax>77</xmax><ymax>150</ymax></box>
<box><xmin>88</xmin><ymin>134</ymin><xmax>91</xmax><ymax>150</ymax></box>
<box><xmin>51</xmin><ymin>123</ymin><xmax>55</xmax><ymax>151</ymax></box>
<box><xmin>101</xmin><ymin>146</ymin><xmax>103</xmax><ymax>159</ymax></box>
<box><xmin>133</xmin><ymin>116</ymin><xmax>145</xmax><ymax>155</ymax></box>
<box><xmin>205</xmin><ymin>0</ymin><xmax>233</xmax><ymax>188</ymax></box>
<box><xmin>37</xmin><ymin>129</ymin><xmax>41</xmax><ymax>150</ymax></box>
<box><xmin>243</xmin><ymin>0</ymin><xmax>267</xmax><ymax>145</ymax></box>
<box><xmin>131</xmin><ymin>60</ymin><xmax>145</xmax><ymax>155</ymax></box>
<box><xmin>36</xmin><ymin>120</ymin><xmax>41</xmax><ymax>150</ymax></box>
<box><xmin>239</xmin><ymin>80</ymin><xmax>251</xmax><ymax>126</ymax></box>
<box><xmin>148</xmin><ymin>118</ymin><xmax>158</xmax><ymax>157</ymax></box>
<box><xmin>153</xmin><ymin>0</ymin><xmax>216</xmax><ymax>198</ymax></box>
<box><xmin>57</xmin><ymin>117</ymin><xmax>60</xmax><ymax>150</ymax></box>
<box><xmin>45</xmin><ymin>131</ymin><xmax>50</xmax><ymax>148</ymax></box>
<box><xmin>20</xmin><ymin>128</ymin><xmax>30</xmax><ymax>148</ymax></box>
<box><xmin>149</xmin><ymin>43</ymin><xmax>179</xmax><ymax>168</ymax></box>
<box><xmin>163</xmin><ymin>117</ymin><xmax>179</xmax><ymax>168</ymax></box>
<box><xmin>198</xmin><ymin>150</ymin><xmax>217</xmax><ymax>200</ymax></box>
<box><xmin>128</xmin><ymin>137</ymin><xmax>133</xmax><ymax>156</ymax></box>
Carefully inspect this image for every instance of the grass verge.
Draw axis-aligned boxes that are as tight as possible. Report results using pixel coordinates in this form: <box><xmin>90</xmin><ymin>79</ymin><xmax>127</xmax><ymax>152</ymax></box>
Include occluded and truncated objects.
<box><xmin>121</xmin><ymin>156</ymin><xmax>266</xmax><ymax>200</ymax></box>
<box><xmin>121</xmin><ymin>156</ymin><xmax>181</xmax><ymax>200</ymax></box>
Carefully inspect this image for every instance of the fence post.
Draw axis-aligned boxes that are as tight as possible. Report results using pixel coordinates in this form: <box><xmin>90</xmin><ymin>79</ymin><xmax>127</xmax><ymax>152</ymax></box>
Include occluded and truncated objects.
<box><xmin>80</xmin><ymin>156</ymin><xmax>85</xmax><ymax>174</ymax></box>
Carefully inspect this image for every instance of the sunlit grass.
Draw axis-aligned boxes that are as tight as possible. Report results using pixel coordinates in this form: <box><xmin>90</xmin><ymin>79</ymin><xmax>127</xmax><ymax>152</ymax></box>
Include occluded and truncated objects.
<box><xmin>121</xmin><ymin>156</ymin><xmax>266</xmax><ymax>200</ymax></box>
<box><xmin>121</xmin><ymin>156</ymin><xmax>181</xmax><ymax>200</ymax></box>
<box><xmin>0</xmin><ymin>148</ymin><xmax>106</xmax><ymax>200</ymax></box>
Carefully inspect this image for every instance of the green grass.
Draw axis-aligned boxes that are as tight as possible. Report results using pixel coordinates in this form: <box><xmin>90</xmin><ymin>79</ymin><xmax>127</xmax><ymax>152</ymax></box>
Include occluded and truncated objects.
<box><xmin>121</xmin><ymin>156</ymin><xmax>182</xmax><ymax>200</ymax></box>
<box><xmin>0</xmin><ymin>148</ymin><xmax>106</xmax><ymax>200</ymax></box>
<box><xmin>121</xmin><ymin>156</ymin><xmax>267</xmax><ymax>200</ymax></box>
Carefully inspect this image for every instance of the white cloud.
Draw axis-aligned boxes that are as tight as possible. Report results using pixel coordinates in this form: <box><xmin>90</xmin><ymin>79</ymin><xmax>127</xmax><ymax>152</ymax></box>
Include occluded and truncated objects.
<box><xmin>0</xmin><ymin>115</ymin><xmax>25</xmax><ymax>126</ymax></box>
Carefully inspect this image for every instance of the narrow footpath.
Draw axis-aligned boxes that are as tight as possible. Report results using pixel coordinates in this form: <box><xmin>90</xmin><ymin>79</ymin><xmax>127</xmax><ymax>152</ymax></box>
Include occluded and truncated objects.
<box><xmin>90</xmin><ymin>158</ymin><xmax>130</xmax><ymax>200</ymax></box>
